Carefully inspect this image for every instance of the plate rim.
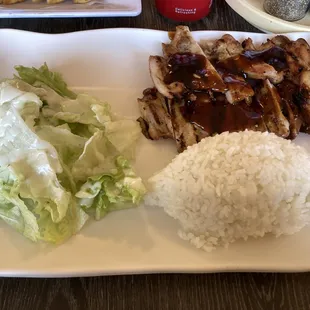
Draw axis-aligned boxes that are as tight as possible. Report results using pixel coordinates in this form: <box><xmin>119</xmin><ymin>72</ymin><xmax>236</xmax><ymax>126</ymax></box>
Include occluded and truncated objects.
<box><xmin>0</xmin><ymin>0</ymin><xmax>141</xmax><ymax>18</ymax></box>
<box><xmin>2</xmin><ymin>26</ymin><xmax>310</xmax><ymax>39</ymax></box>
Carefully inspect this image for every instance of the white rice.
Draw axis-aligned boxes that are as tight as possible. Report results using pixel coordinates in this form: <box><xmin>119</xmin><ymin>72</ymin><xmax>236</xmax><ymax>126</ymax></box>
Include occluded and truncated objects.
<box><xmin>145</xmin><ymin>130</ymin><xmax>310</xmax><ymax>252</ymax></box>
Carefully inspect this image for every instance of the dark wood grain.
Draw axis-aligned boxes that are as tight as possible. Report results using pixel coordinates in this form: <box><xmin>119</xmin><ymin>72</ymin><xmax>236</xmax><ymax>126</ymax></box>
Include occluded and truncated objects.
<box><xmin>0</xmin><ymin>274</ymin><xmax>310</xmax><ymax>310</ymax></box>
<box><xmin>0</xmin><ymin>0</ymin><xmax>259</xmax><ymax>33</ymax></box>
<box><xmin>0</xmin><ymin>1</ymin><xmax>309</xmax><ymax>310</ymax></box>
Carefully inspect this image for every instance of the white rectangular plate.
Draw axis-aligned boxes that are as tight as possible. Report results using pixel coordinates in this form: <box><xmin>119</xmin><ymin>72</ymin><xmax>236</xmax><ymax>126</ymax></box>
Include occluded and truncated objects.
<box><xmin>2</xmin><ymin>28</ymin><xmax>310</xmax><ymax>277</ymax></box>
<box><xmin>0</xmin><ymin>0</ymin><xmax>141</xmax><ymax>18</ymax></box>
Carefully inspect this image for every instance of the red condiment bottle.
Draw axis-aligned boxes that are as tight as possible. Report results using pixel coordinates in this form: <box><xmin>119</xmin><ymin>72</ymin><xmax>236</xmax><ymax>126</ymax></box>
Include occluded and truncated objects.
<box><xmin>155</xmin><ymin>0</ymin><xmax>213</xmax><ymax>22</ymax></box>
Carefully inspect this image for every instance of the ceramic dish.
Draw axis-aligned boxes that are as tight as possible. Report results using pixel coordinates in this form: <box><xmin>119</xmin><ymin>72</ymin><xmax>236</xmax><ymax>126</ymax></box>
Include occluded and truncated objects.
<box><xmin>2</xmin><ymin>28</ymin><xmax>310</xmax><ymax>277</ymax></box>
<box><xmin>226</xmin><ymin>0</ymin><xmax>310</xmax><ymax>33</ymax></box>
<box><xmin>0</xmin><ymin>0</ymin><xmax>141</xmax><ymax>18</ymax></box>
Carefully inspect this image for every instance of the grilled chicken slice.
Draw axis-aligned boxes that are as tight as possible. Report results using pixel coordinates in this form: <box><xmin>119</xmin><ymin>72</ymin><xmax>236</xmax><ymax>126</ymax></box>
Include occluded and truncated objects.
<box><xmin>242</xmin><ymin>46</ymin><xmax>288</xmax><ymax>72</ymax></box>
<box><xmin>218</xmin><ymin>71</ymin><xmax>254</xmax><ymax>104</ymax></box>
<box><xmin>199</xmin><ymin>40</ymin><xmax>215</xmax><ymax>59</ymax></box>
<box><xmin>179</xmin><ymin>92</ymin><xmax>266</xmax><ymax>135</ymax></box>
<box><xmin>217</xmin><ymin>54</ymin><xmax>284</xmax><ymax>84</ymax></box>
<box><xmin>193</xmin><ymin>33</ymin><xmax>254</xmax><ymax>103</ymax></box>
<box><xmin>209</xmin><ymin>34</ymin><xmax>243</xmax><ymax>61</ymax></box>
<box><xmin>137</xmin><ymin>88</ymin><xmax>174</xmax><ymax>140</ymax></box>
<box><xmin>297</xmin><ymin>70</ymin><xmax>310</xmax><ymax>128</ymax></box>
<box><xmin>283</xmin><ymin>39</ymin><xmax>310</xmax><ymax>83</ymax></box>
<box><xmin>242</xmin><ymin>38</ymin><xmax>275</xmax><ymax>51</ymax></box>
<box><xmin>271</xmin><ymin>35</ymin><xmax>291</xmax><ymax>48</ymax></box>
<box><xmin>242</xmin><ymin>38</ymin><xmax>256</xmax><ymax>51</ymax></box>
<box><xmin>137</xmin><ymin>117</ymin><xmax>151</xmax><ymax>139</ymax></box>
<box><xmin>286</xmin><ymin>39</ymin><xmax>310</xmax><ymax>70</ymax></box>
<box><xmin>277</xmin><ymin>80</ymin><xmax>302</xmax><ymax>139</ymax></box>
<box><xmin>168</xmin><ymin>98</ymin><xmax>198</xmax><ymax>153</ymax></box>
<box><xmin>256</xmin><ymin>79</ymin><xmax>290</xmax><ymax>137</ymax></box>
<box><xmin>258</xmin><ymin>40</ymin><xmax>276</xmax><ymax>51</ymax></box>
<box><xmin>149</xmin><ymin>56</ymin><xmax>184</xmax><ymax>99</ymax></box>
<box><xmin>211</xmin><ymin>94</ymin><xmax>267</xmax><ymax>133</ymax></box>
<box><xmin>252</xmin><ymin>36</ymin><xmax>308</xmax><ymax>85</ymax></box>
<box><xmin>138</xmin><ymin>87</ymin><xmax>198</xmax><ymax>152</ymax></box>
<box><xmin>244</xmin><ymin>61</ymin><xmax>283</xmax><ymax>84</ymax></box>
<box><xmin>192</xmin><ymin>123</ymin><xmax>209</xmax><ymax>141</ymax></box>
<box><xmin>162</xmin><ymin>26</ymin><xmax>207</xmax><ymax>58</ymax></box>
<box><xmin>281</xmin><ymin>101</ymin><xmax>301</xmax><ymax>139</ymax></box>
<box><xmin>150</xmin><ymin>26</ymin><xmax>226</xmax><ymax>97</ymax></box>
<box><xmin>285</xmin><ymin>54</ymin><xmax>303</xmax><ymax>83</ymax></box>
<box><xmin>139</xmin><ymin>29</ymin><xmax>310</xmax><ymax>154</ymax></box>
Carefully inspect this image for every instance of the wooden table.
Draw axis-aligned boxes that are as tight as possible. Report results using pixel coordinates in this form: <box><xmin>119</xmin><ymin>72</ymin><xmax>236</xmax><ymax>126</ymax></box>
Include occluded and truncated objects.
<box><xmin>0</xmin><ymin>0</ymin><xmax>258</xmax><ymax>32</ymax></box>
<box><xmin>0</xmin><ymin>0</ymin><xmax>310</xmax><ymax>309</ymax></box>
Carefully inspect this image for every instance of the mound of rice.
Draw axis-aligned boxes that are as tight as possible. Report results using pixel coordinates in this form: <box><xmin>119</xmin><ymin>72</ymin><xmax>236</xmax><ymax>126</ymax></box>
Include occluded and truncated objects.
<box><xmin>145</xmin><ymin>130</ymin><xmax>310</xmax><ymax>252</ymax></box>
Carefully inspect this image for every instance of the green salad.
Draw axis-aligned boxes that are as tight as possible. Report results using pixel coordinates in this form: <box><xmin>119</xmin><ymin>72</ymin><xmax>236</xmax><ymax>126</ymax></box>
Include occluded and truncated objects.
<box><xmin>0</xmin><ymin>63</ymin><xmax>146</xmax><ymax>244</ymax></box>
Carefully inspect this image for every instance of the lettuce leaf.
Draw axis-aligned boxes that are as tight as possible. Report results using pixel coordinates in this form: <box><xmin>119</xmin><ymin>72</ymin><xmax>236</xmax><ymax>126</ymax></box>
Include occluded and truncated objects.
<box><xmin>35</xmin><ymin>124</ymin><xmax>86</xmax><ymax>168</ymax></box>
<box><xmin>15</xmin><ymin>63</ymin><xmax>77</xmax><ymax>99</ymax></box>
<box><xmin>0</xmin><ymin>81</ymin><xmax>42</xmax><ymax>127</ymax></box>
<box><xmin>0</xmin><ymin>63</ymin><xmax>145</xmax><ymax>243</ymax></box>
<box><xmin>0</xmin><ymin>166</ymin><xmax>89</xmax><ymax>244</ymax></box>
<box><xmin>41</xmin><ymin>94</ymin><xmax>111</xmax><ymax>128</ymax></box>
<box><xmin>0</xmin><ymin>101</ymin><xmax>88</xmax><ymax>242</ymax></box>
<box><xmin>76</xmin><ymin>156</ymin><xmax>146</xmax><ymax>220</ymax></box>
<box><xmin>0</xmin><ymin>167</ymin><xmax>40</xmax><ymax>242</ymax></box>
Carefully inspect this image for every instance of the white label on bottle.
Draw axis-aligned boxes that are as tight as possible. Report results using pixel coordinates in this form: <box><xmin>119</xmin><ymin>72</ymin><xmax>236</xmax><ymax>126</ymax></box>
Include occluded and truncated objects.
<box><xmin>175</xmin><ymin>7</ymin><xmax>197</xmax><ymax>15</ymax></box>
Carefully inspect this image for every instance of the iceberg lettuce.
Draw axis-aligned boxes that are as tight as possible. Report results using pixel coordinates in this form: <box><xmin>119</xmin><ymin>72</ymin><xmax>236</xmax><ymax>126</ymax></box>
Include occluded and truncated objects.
<box><xmin>0</xmin><ymin>63</ymin><xmax>145</xmax><ymax>243</ymax></box>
